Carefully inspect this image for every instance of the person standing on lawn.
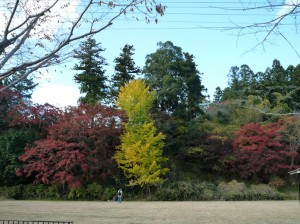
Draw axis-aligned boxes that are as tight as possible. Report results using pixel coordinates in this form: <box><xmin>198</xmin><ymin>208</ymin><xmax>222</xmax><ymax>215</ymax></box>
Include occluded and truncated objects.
<box><xmin>117</xmin><ymin>189</ymin><xmax>123</xmax><ymax>203</ymax></box>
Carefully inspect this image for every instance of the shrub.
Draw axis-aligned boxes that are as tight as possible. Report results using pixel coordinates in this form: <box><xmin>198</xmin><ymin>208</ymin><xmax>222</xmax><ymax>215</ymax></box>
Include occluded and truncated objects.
<box><xmin>200</xmin><ymin>188</ymin><xmax>215</xmax><ymax>201</ymax></box>
<box><xmin>268</xmin><ymin>176</ymin><xmax>286</xmax><ymax>189</ymax></box>
<box><xmin>248</xmin><ymin>184</ymin><xmax>283</xmax><ymax>200</ymax></box>
<box><xmin>67</xmin><ymin>187</ymin><xmax>85</xmax><ymax>200</ymax></box>
<box><xmin>0</xmin><ymin>185</ymin><xmax>22</xmax><ymax>199</ymax></box>
<box><xmin>0</xmin><ymin>181</ymin><xmax>285</xmax><ymax>201</ymax></box>
<box><xmin>0</xmin><ymin>183</ymin><xmax>115</xmax><ymax>200</ymax></box>
<box><xmin>156</xmin><ymin>181</ymin><xmax>217</xmax><ymax>201</ymax></box>
<box><xmin>193</xmin><ymin>182</ymin><xmax>216</xmax><ymax>200</ymax></box>
<box><xmin>2</xmin><ymin>184</ymin><xmax>62</xmax><ymax>199</ymax></box>
<box><xmin>101</xmin><ymin>186</ymin><xmax>115</xmax><ymax>201</ymax></box>
<box><xmin>67</xmin><ymin>183</ymin><xmax>116</xmax><ymax>200</ymax></box>
<box><xmin>217</xmin><ymin>180</ymin><xmax>248</xmax><ymax>200</ymax></box>
<box><xmin>45</xmin><ymin>185</ymin><xmax>61</xmax><ymax>199</ymax></box>
<box><xmin>156</xmin><ymin>185</ymin><xmax>180</xmax><ymax>201</ymax></box>
<box><xmin>86</xmin><ymin>182</ymin><xmax>104</xmax><ymax>199</ymax></box>
<box><xmin>216</xmin><ymin>180</ymin><xmax>284</xmax><ymax>200</ymax></box>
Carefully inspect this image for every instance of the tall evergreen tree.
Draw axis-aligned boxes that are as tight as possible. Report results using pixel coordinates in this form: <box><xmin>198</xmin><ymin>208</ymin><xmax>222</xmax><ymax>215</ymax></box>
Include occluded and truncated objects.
<box><xmin>73</xmin><ymin>37</ymin><xmax>108</xmax><ymax>105</ymax></box>
<box><xmin>220</xmin><ymin>60</ymin><xmax>300</xmax><ymax>113</ymax></box>
<box><xmin>182</xmin><ymin>52</ymin><xmax>207</xmax><ymax>119</ymax></box>
<box><xmin>286</xmin><ymin>64</ymin><xmax>300</xmax><ymax>110</ymax></box>
<box><xmin>213</xmin><ymin>86</ymin><xmax>223</xmax><ymax>102</ymax></box>
<box><xmin>143</xmin><ymin>41</ymin><xmax>206</xmax><ymax>120</ymax></box>
<box><xmin>222</xmin><ymin>66</ymin><xmax>241</xmax><ymax>100</ymax></box>
<box><xmin>239</xmin><ymin>64</ymin><xmax>257</xmax><ymax>96</ymax></box>
<box><xmin>110</xmin><ymin>44</ymin><xmax>140</xmax><ymax>103</ymax></box>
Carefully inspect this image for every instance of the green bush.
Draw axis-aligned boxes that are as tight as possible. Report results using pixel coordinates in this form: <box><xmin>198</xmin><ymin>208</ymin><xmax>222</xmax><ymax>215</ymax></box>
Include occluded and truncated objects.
<box><xmin>157</xmin><ymin>187</ymin><xmax>180</xmax><ymax>201</ymax></box>
<box><xmin>193</xmin><ymin>182</ymin><xmax>216</xmax><ymax>200</ymax></box>
<box><xmin>216</xmin><ymin>180</ymin><xmax>284</xmax><ymax>201</ymax></box>
<box><xmin>67</xmin><ymin>183</ymin><xmax>116</xmax><ymax>201</ymax></box>
<box><xmin>0</xmin><ymin>185</ymin><xmax>23</xmax><ymax>199</ymax></box>
<box><xmin>0</xmin><ymin>181</ymin><xmax>286</xmax><ymax>201</ymax></box>
<box><xmin>248</xmin><ymin>184</ymin><xmax>283</xmax><ymax>200</ymax></box>
<box><xmin>0</xmin><ymin>183</ymin><xmax>116</xmax><ymax>201</ymax></box>
<box><xmin>43</xmin><ymin>185</ymin><xmax>61</xmax><ymax>199</ymax></box>
<box><xmin>1</xmin><ymin>184</ymin><xmax>62</xmax><ymax>200</ymax></box>
<box><xmin>67</xmin><ymin>186</ymin><xmax>85</xmax><ymax>200</ymax></box>
<box><xmin>101</xmin><ymin>186</ymin><xmax>115</xmax><ymax>201</ymax></box>
<box><xmin>217</xmin><ymin>180</ymin><xmax>248</xmax><ymax>200</ymax></box>
<box><xmin>86</xmin><ymin>182</ymin><xmax>104</xmax><ymax>199</ymax></box>
<box><xmin>156</xmin><ymin>181</ymin><xmax>216</xmax><ymax>201</ymax></box>
<box><xmin>200</xmin><ymin>188</ymin><xmax>215</xmax><ymax>200</ymax></box>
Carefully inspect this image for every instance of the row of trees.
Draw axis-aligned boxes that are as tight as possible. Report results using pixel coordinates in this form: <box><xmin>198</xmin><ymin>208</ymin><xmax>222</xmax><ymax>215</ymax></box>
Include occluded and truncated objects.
<box><xmin>73</xmin><ymin>39</ymin><xmax>206</xmax><ymax>122</ymax></box>
<box><xmin>73</xmin><ymin>40</ymin><xmax>141</xmax><ymax>105</ymax></box>
<box><xmin>0</xmin><ymin>38</ymin><xmax>299</xmax><ymax>195</ymax></box>
<box><xmin>0</xmin><ymin>39</ymin><xmax>204</xmax><ymax>188</ymax></box>
<box><xmin>215</xmin><ymin>60</ymin><xmax>300</xmax><ymax>113</ymax></box>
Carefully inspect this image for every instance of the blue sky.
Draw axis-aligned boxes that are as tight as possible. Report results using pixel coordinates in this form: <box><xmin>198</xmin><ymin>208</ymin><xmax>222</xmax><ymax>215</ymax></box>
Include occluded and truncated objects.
<box><xmin>32</xmin><ymin>0</ymin><xmax>300</xmax><ymax>107</ymax></box>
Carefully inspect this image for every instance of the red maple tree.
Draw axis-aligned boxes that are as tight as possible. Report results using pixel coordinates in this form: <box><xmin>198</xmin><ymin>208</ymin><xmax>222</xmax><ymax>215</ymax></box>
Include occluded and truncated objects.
<box><xmin>228</xmin><ymin>122</ymin><xmax>296</xmax><ymax>181</ymax></box>
<box><xmin>17</xmin><ymin>104</ymin><xmax>125</xmax><ymax>189</ymax></box>
<box><xmin>9</xmin><ymin>103</ymin><xmax>62</xmax><ymax>136</ymax></box>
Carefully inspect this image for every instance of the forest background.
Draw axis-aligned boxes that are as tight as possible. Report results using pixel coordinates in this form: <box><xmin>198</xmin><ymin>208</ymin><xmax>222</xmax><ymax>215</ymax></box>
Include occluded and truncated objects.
<box><xmin>1</xmin><ymin>39</ymin><xmax>300</xmax><ymax>200</ymax></box>
<box><xmin>1</xmin><ymin>0</ymin><xmax>300</xmax><ymax>201</ymax></box>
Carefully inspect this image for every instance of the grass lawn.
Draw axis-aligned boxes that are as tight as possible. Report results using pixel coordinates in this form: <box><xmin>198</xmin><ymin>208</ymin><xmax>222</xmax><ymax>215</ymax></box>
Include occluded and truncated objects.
<box><xmin>0</xmin><ymin>200</ymin><xmax>299</xmax><ymax>224</ymax></box>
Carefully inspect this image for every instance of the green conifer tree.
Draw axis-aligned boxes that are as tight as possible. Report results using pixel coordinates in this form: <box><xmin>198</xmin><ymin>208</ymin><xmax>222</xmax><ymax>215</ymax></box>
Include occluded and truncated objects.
<box><xmin>110</xmin><ymin>44</ymin><xmax>140</xmax><ymax>103</ymax></box>
<box><xmin>73</xmin><ymin>37</ymin><xmax>108</xmax><ymax>105</ymax></box>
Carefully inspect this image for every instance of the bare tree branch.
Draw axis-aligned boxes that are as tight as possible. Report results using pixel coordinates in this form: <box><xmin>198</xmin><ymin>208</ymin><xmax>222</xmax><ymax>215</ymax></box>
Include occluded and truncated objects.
<box><xmin>0</xmin><ymin>0</ymin><xmax>59</xmax><ymax>56</ymax></box>
<box><xmin>1</xmin><ymin>61</ymin><xmax>45</xmax><ymax>92</ymax></box>
<box><xmin>278</xmin><ymin>31</ymin><xmax>300</xmax><ymax>57</ymax></box>
<box><xmin>0</xmin><ymin>0</ymin><xmax>166</xmax><ymax>92</ymax></box>
<box><xmin>4</xmin><ymin>0</ymin><xmax>19</xmax><ymax>39</ymax></box>
<box><xmin>215</xmin><ymin>1</ymin><xmax>300</xmax><ymax>55</ymax></box>
<box><xmin>0</xmin><ymin>16</ymin><xmax>40</xmax><ymax>71</ymax></box>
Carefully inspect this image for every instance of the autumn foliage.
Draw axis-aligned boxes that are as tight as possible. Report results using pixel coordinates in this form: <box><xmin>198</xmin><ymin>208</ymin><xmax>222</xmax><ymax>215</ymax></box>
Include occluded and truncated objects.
<box><xmin>228</xmin><ymin>122</ymin><xmax>296</xmax><ymax>181</ymax></box>
<box><xmin>9</xmin><ymin>103</ymin><xmax>63</xmax><ymax>139</ymax></box>
<box><xmin>114</xmin><ymin>80</ymin><xmax>169</xmax><ymax>187</ymax></box>
<box><xmin>2</xmin><ymin>47</ymin><xmax>300</xmax><ymax>200</ymax></box>
<box><xmin>17</xmin><ymin>104</ymin><xmax>125</xmax><ymax>189</ymax></box>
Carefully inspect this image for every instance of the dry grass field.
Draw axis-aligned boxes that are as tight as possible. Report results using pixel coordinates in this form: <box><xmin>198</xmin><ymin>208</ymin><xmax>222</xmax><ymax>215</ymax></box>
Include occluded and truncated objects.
<box><xmin>0</xmin><ymin>200</ymin><xmax>299</xmax><ymax>224</ymax></box>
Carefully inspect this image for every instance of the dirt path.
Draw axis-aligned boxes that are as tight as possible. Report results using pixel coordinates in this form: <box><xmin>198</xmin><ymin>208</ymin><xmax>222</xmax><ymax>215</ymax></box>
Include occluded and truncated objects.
<box><xmin>0</xmin><ymin>200</ymin><xmax>299</xmax><ymax>224</ymax></box>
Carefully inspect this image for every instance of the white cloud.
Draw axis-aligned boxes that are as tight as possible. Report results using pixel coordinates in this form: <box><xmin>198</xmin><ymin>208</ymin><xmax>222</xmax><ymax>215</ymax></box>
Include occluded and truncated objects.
<box><xmin>32</xmin><ymin>83</ymin><xmax>80</xmax><ymax>108</ymax></box>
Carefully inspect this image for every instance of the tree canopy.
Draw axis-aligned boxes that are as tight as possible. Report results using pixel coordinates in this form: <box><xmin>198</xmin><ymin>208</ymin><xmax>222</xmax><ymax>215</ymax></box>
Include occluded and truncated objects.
<box><xmin>73</xmin><ymin>37</ymin><xmax>108</xmax><ymax>105</ymax></box>
<box><xmin>218</xmin><ymin>59</ymin><xmax>300</xmax><ymax>113</ymax></box>
<box><xmin>17</xmin><ymin>104</ymin><xmax>125</xmax><ymax>189</ymax></box>
<box><xmin>1</xmin><ymin>39</ymin><xmax>300</xmax><ymax>200</ymax></box>
<box><xmin>110</xmin><ymin>44</ymin><xmax>140</xmax><ymax>103</ymax></box>
<box><xmin>114</xmin><ymin>80</ymin><xmax>168</xmax><ymax>187</ymax></box>
<box><xmin>143</xmin><ymin>41</ymin><xmax>206</xmax><ymax>120</ymax></box>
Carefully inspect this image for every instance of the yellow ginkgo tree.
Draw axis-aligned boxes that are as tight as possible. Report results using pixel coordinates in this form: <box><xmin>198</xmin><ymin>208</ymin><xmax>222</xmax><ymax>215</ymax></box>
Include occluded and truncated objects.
<box><xmin>114</xmin><ymin>79</ymin><xmax>169</xmax><ymax>187</ymax></box>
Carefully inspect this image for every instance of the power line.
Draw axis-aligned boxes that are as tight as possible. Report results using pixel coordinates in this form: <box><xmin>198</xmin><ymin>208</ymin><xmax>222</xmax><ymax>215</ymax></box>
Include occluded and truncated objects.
<box><xmin>1</xmin><ymin>1</ymin><xmax>298</xmax><ymax>32</ymax></box>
